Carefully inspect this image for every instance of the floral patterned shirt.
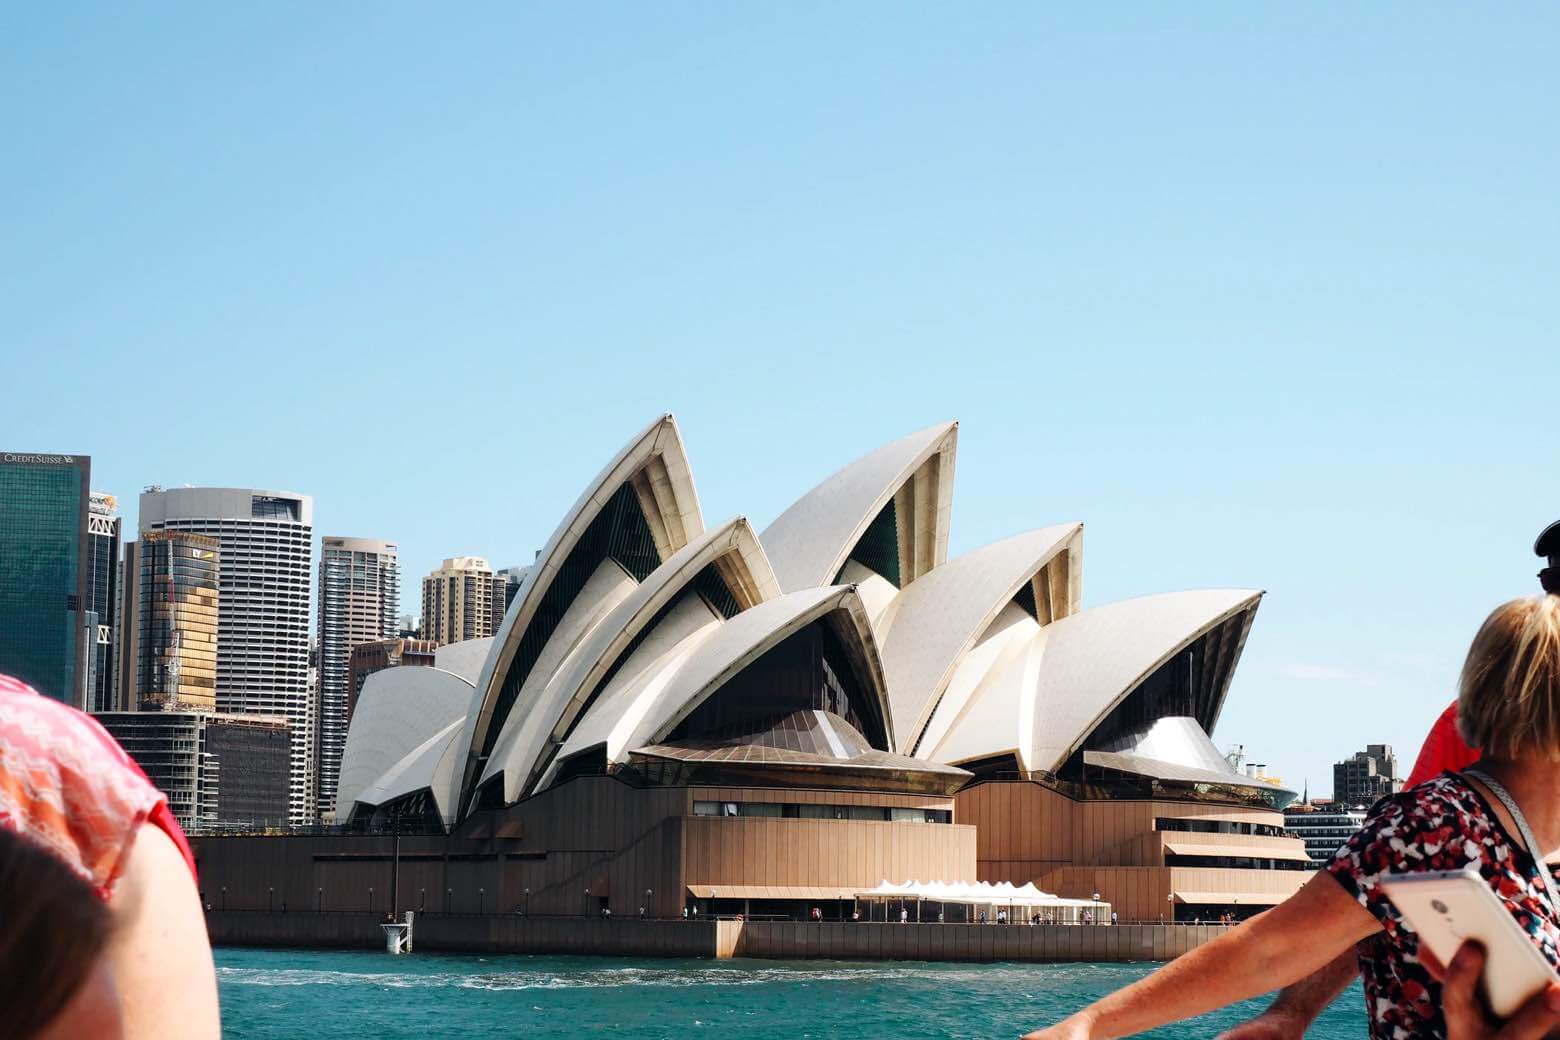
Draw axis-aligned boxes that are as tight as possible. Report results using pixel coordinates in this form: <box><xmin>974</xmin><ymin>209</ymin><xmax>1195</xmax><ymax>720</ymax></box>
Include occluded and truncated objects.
<box><xmin>1327</xmin><ymin>772</ymin><xmax>1560</xmax><ymax>1040</ymax></box>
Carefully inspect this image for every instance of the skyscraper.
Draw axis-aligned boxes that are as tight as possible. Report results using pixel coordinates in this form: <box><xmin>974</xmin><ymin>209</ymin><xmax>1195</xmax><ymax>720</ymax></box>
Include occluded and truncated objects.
<box><xmin>135</xmin><ymin>530</ymin><xmax>220</xmax><ymax>711</ymax></box>
<box><xmin>140</xmin><ymin>487</ymin><xmax>315</xmax><ymax>823</ymax></box>
<box><xmin>496</xmin><ymin>563</ymin><xmax>531</xmax><ymax>612</ymax></box>
<box><xmin>116</xmin><ymin>538</ymin><xmax>141</xmax><ymax>709</ymax></box>
<box><xmin>1333</xmin><ymin>744</ymin><xmax>1402</xmax><ymax>805</ymax></box>
<box><xmin>421</xmin><ymin>556</ymin><xmax>505</xmax><ymax>646</ymax></box>
<box><xmin>0</xmin><ymin>451</ymin><xmax>90</xmax><ymax>705</ymax></box>
<box><xmin>314</xmin><ymin>536</ymin><xmax>399</xmax><ymax>822</ymax></box>
<box><xmin>86</xmin><ymin>492</ymin><xmax>121</xmax><ymax>712</ymax></box>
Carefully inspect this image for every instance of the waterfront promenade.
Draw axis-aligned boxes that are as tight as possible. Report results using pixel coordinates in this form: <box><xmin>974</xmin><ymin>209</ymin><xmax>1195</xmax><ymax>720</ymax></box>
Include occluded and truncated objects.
<box><xmin>206</xmin><ymin>911</ymin><xmax>1230</xmax><ymax>963</ymax></box>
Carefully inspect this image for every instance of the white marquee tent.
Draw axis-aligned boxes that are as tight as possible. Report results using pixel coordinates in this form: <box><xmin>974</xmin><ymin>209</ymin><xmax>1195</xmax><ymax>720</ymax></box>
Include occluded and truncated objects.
<box><xmin>853</xmin><ymin>880</ymin><xmax>1110</xmax><ymax>923</ymax></box>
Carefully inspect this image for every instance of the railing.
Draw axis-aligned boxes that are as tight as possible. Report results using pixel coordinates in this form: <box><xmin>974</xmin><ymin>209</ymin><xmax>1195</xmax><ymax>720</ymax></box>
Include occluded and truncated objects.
<box><xmin>189</xmin><ymin>819</ymin><xmax>454</xmax><ymax>838</ymax></box>
<box><xmin>202</xmin><ymin>907</ymin><xmax>1232</xmax><ymax>927</ymax></box>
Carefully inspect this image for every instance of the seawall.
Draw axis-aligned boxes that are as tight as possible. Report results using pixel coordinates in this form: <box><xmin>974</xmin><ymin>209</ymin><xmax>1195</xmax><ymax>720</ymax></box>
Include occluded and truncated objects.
<box><xmin>206</xmin><ymin>912</ymin><xmax>1228</xmax><ymax>962</ymax></box>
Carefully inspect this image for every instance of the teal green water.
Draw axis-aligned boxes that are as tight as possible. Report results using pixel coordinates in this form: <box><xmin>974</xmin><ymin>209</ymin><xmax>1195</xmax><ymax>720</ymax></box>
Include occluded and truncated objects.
<box><xmin>216</xmin><ymin>948</ymin><xmax>1368</xmax><ymax>1038</ymax></box>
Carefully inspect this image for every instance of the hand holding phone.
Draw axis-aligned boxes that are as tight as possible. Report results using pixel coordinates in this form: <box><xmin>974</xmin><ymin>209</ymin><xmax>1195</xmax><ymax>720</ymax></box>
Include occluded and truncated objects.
<box><xmin>1382</xmin><ymin>869</ymin><xmax>1560</xmax><ymax>1019</ymax></box>
<box><xmin>1431</xmin><ymin>941</ymin><xmax>1560</xmax><ymax>1040</ymax></box>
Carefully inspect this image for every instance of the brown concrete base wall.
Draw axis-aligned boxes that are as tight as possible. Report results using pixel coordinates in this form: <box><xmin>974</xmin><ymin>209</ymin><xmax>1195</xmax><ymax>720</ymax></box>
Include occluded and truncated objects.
<box><xmin>729</xmin><ymin>922</ymin><xmax>1227</xmax><ymax>962</ymax></box>
<box><xmin>206</xmin><ymin>911</ymin><xmax>388</xmax><ymax>949</ymax></box>
<box><xmin>412</xmin><ymin>916</ymin><xmax>719</xmax><ymax>957</ymax></box>
<box><xmin>206</xmin><ymin>912</ymin><xmax>720</xmax><ymax>957</ymax></box>
<box><xmin>205</xmin><ymin>912</ymin><xmax>1226</xmax><ymax>963</ymax></box>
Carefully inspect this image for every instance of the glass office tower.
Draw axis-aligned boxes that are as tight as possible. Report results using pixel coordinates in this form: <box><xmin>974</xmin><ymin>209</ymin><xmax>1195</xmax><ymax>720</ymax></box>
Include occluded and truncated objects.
<box><xmin>137</xmin><ymin>530</ymin><xmax>221</xmax><ymax>711</ymax></box>
<box><xmin>86</xmin><ymin>491</ymin><xmax>122</xmax><ymax>711</ymax></box>
<box><xmin>0</xmin><ymin>452</ymin><xmax>90</xmax><ymax>704</ymax></box>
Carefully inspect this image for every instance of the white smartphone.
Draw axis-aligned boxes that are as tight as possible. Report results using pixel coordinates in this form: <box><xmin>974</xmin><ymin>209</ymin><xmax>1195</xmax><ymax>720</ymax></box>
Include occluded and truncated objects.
<box><xmin>1381</xmin><ymin>869</ymin><xmax>1559</xmax><ymax>1018</ymax></box>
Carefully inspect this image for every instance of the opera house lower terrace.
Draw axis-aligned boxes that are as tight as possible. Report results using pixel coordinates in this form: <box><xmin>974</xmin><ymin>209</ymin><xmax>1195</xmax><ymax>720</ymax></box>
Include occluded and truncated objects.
<box><xmin>194</xmin><ymin>415</ymin><xmax>1308</xmax><ymax>944</ymax></box>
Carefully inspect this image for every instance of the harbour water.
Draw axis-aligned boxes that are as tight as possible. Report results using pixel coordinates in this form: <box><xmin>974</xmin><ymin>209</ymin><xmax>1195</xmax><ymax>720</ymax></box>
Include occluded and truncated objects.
<box><xmin>217</xmin><ymin>947</ymin><xmax>1368</xmax><ymax>1038</ymax></box>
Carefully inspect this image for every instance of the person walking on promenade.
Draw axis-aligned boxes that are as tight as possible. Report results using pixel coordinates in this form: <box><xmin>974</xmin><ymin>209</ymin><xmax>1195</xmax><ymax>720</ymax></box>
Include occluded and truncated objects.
<box><xmin>1217</xmin><ymin>521</ymin><xmax>1560</xmax><ymax>1040</ymax></box>
<box><xmin>1021</xmin><ymin>593</ymin><xmax>1560</xmax><ymax>1040</ymax></box>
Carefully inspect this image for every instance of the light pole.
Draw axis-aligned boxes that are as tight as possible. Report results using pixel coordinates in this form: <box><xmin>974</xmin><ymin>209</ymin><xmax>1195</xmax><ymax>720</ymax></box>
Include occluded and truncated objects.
<box><xmin>317</xmin><ymin>887</ymin><xmax>322</xmax><ymax>912</ymax></box>
<box><xmin>268</xmin><ymin>886</ymin><xmax>274</xmax><ymax>913</ymax></box>
<box><xmin>447</xmin><ymin>888</ymin><xmax>453</xmax><ymax>914</ymax></box>
<box><xmin>369</xmin><ymin>886</ymin><xmax>375</xmax><ymax>913</ymax></box>
<box><xmin>221</xmin><ymin>886</ymin><xmax>227</xmax><ymax>911</ymax></box>
<box><xmin>390</xmin><ymin>809</ymin><xmax>402</xmax><ymax>922</ymax></box>
<box><xmin>524</xmin><ymin>887</ymin><xmax>530</xmax><ymax>917</ymax></box>
<box><xmin>645</xmin><ymin>888</ymin><xmax>653</xmax><ymax>920</ymax></box>
<box><xmin>584</xmin><ymin>887</ymin><xmax>591</xmax><ymax>917</ymax></box>
<box><xmin>479</xmin><ymin>887</ymin><xmax>485</xmax><ymax>915</ymax></box>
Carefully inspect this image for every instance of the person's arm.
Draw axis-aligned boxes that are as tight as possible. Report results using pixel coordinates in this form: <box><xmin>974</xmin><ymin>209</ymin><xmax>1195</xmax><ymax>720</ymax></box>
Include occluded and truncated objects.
<box><xmin>1213</xmin><ymin>949</ymin><xmax>1359</xmax><ymax>1040</ymax></box>
<box><xmin>1020</xmin><ymin>873</ymin><xmax>1379</xmax><ymax>1040</ymax></box>
<box><xmin>106</xmin><ymin>822</ymin><xmax>221</xmax><ymax>1039</ymax></box>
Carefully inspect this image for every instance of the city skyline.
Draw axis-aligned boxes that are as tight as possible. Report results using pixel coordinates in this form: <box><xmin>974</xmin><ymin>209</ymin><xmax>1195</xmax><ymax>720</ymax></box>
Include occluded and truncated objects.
<box><xmin>10</xmin><ymin>433</ymin><xmax>1462</xmax><ymax>805</ymax></box>
<box><xmin>6</xmin><ymin>420</ymin><xmax>1540</xmax><ymax>804</ymax></box>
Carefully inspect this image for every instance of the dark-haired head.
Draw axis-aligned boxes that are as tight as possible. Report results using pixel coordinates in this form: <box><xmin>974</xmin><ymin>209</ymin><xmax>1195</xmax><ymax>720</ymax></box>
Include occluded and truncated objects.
<box><xmin>0</xmin><ymin>828</ymin><xmax>116</xmax><ymax>1039</ymax></box>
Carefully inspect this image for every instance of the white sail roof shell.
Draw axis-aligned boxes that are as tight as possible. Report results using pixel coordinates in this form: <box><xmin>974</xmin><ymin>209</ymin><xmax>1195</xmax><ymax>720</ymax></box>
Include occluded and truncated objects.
<box><xmin>879</xmin><ymin>524</ymin><xmax>1081</xmax><ymax>754</ymax></box>
<box><xmin>480</xmin><ymin>517</ymin><xmax>780</xmax><ymax>802</ymax></box>
<box><xmin>334</xmin><ymin>666</ymin><xmax>473</xmax><ymax>820</ymax></box>
<box><xmin>760</xmin><ymin>422</ymin><xmax>956</xmax><ymax>594</ymax></box>
<box><xmin>549</xmin><ymin>585</ymin><xmax>890</xmax><ymax>784</ymax></box>
<box><xmin>1025</xmin><ymin>588</ymin><xmax>1262</xmax><ymax>772</ymax></box>
<box><xmin>457</xmin><ymin>413</ymin><xmax>704</xmax><ymax>811</ymax></box>
<box><xmin>351</xmin><ymin>718</ymin><xmax>465</xmax><ymax>823</ymax></box>
<box><xmin>434</xmin><ymin>637</ymin><xmax>493</xmax><ymax>686</ymax></box>
<box><xmin>922</xmin><ymin>590</ymin><xmax>1262</xmax><ymax>772</ymax></box>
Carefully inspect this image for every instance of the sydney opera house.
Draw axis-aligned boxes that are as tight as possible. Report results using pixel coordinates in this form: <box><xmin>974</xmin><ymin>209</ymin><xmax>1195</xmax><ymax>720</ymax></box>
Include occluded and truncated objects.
<box><xmin>197</xmin><ymin>416</ymin><xmax>1308</xmax><ymax>925</ymax></box>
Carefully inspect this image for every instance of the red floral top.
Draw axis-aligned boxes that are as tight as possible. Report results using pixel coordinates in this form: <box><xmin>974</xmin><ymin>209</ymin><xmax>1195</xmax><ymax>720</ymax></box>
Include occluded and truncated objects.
<box><xmin>0</xmin><ymin>674</ymin><xmax>196</xmax><ymax>897</ymax></box>
<box><xmin>1328</xmin><ymin>772</ymin><xmax>1560</xmax><ymax>1040</ymax></box>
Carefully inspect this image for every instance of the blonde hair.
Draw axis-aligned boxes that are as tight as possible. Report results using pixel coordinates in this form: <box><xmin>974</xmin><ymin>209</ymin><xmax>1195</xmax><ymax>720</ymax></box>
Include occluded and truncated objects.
<box><xmin>1458</xmin><ymin>596</ymin><xmax>1560</xmax><ymax>760</ymax></box>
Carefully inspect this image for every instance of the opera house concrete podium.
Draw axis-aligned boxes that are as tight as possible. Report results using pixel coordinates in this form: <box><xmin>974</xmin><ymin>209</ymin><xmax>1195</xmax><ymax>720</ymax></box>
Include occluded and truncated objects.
<box><xmin>195</xmin><ymin>415</ymin><xmax>1307</xmax><ymax>929</ymax></box>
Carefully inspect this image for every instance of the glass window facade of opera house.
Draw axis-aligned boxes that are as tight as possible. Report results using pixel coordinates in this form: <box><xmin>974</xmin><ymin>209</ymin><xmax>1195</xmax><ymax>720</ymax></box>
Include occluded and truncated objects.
<box><xmin>192</xmin><ymin>416</ymin><xmax>1309</xmax><ymax>925</ymax></box>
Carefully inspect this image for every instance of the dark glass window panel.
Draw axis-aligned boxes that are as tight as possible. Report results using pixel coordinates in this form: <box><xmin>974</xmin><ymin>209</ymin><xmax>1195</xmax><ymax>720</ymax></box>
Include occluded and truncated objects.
<box><xmin>834</xmin><ymin>498</ymin><xmax>900</xmax><ymax>588</ymax></box>
<box><xmin>665</xmin><ymin>618</ymin><xmax>887</xmax><ymax>749</ymax></box>
<box><xmin>1012</xmin><ymin>579</ymin><xmax>1038</xmax><ymax>620</ymax></box>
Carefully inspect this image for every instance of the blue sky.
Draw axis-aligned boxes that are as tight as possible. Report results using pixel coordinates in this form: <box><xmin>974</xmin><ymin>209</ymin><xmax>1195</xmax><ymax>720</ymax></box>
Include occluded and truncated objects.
<box><xmin>3</xmin><ymin>5</ymin><xmax>1554</xmax><ymax>796</ymax></box>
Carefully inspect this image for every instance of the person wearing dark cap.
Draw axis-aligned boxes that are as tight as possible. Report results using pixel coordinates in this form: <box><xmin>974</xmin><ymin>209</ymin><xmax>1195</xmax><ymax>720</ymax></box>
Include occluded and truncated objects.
<box><xmin>1538</xmin><ymin>520</ymin><xmax>1560</xmax><ymax>595</ymax></box>
<box><xmin>1213</xmin><ymin>518</ymin><xmax>1560</xmax><ymax>1040</ymax></box>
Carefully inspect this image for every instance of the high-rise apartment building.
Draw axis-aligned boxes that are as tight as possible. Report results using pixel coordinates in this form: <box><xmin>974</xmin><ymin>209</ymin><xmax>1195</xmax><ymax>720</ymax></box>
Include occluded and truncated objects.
<box><xmin>421</xmin><ymin>556</ymin><xmax>505</xmax><ymax>646</ymax></box>
<box><xmin>0</xmin><ymin>451</ymin><xmax>90</xmax><ymax>705</ymax></box>
<box><xmin>116</xmin><ymin>538</ymin><xmax>141</xmax><ymax>710</ymax></box>
<box><xmin>86</xmin><ymin>492</ymin><xmax>121</xmax><ymax>711</ymax></box>
<box><xmin>496</xmin><ymin>564</ymin><xmax>530</xmax><ymax>612</ymax></box>
<box><xmin>140</xmin><ymin>487</ymin><xmax>315</xmax><ymax>824</ymax></box>
<box><xmin>134</xmin><ymin>531</ymin><xmax>221</xmax><ymax>711</ymax></box>
<box><xmin>1333</xmin><ymin>744</ymin><xmax>1402</xmax><ymax>805</ymax></box>
<box><xmin>314</xmin><ymin>537</ymin><xmax>400</xmax><ymax>822</ymax></box>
